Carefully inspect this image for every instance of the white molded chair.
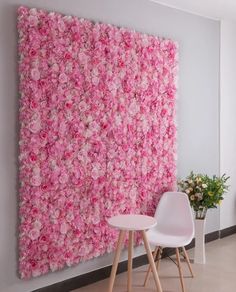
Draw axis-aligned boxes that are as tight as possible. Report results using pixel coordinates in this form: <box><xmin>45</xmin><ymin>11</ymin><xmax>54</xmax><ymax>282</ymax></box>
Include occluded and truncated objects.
<box><xmin>144</xmin><ymin>191</ymin><xmax>195</xmax><ymax>292</ymax></box>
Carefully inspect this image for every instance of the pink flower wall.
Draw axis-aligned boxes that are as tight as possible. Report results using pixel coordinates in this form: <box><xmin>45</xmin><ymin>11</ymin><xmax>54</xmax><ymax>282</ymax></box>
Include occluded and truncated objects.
<box><xmin>18</xmin><ymin>6</ymin><xmax>178</xmax><ymax>279</ymax></box>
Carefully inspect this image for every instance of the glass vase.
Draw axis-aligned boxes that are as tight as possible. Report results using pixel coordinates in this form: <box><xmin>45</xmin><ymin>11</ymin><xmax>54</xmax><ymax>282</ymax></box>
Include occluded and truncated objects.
<box><xmin>195</xmin><ymin>207</ymin><xmax>207</xmax><ymax>220</ymax></box>
<box><xmin>194</xmin><ymin>218</ymin><xmax>206</xmax><ymax>264</ymax></box>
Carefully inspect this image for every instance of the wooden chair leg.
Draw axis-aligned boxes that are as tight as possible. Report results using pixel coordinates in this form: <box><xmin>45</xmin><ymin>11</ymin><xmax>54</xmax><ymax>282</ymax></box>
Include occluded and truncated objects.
<box><xmin>143</xmin><ymin>246</ymin><xmax>159</xmax><ymax>287</ymax></box>
<box><xmin>176</xmin><ymin>247</ymin><xmax>185</xmax><ymax>292</ymax></box>
<box><xmin>142</xmin><ymin>231</ymin><xmax>163</xmax><ymax>292</ymax></box>
<box><xmin>108</xmin><ymin>230</ymin><xmax>126</xmax><ymax>292</ymax></box>
<box><xmin>156</xmin><ymin>247</ymin><xmax>163</xmax><ymax>271</ymax></box>
<box><xmin>182</xmin><ymin>247</ymin><xmax>194</xmax><ymax>278</ymax></box>
<box><xmin>128</xmin><ymin>231</ymin><xmax>134</xmax><ymax>292</ymax></box>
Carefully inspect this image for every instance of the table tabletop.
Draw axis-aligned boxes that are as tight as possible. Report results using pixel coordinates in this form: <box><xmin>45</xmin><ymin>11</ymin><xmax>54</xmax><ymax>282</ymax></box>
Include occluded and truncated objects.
<box><xmin>107</xmin><ymin>214</ymin><xmax>157</xmax><ymax>231</ymax></box>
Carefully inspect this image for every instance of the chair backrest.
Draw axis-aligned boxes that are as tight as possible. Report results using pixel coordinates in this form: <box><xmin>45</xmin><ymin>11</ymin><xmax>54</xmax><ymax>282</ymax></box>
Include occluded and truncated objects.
<box><xmin>154</xmin><ymin>192</ymin><xmax>194</xmax><ymax>237</ymax></box>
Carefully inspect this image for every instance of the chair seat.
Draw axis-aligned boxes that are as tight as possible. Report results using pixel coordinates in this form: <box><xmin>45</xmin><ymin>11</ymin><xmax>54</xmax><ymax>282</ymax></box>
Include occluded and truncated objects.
<box><xmin>146</xmin><ymin>229</ymin><xmax>192</xmax><ymax>248</ymax></box>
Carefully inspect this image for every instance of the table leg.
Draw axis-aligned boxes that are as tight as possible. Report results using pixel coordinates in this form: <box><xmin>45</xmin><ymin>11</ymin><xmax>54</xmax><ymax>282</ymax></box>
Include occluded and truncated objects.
<box><xmin>141</xmin><ymin>231</ymin><xmax>163</xmax><ymax>292</ymax></box>
<box><xmin>108</xmin><ymin>230</ymin><xmax>126</xmax><ymax>292</ymax></box>
<box><xmin>128</xmin><ymin>231</ymin><xmax>134</xmax><ymax>292</ymax></box>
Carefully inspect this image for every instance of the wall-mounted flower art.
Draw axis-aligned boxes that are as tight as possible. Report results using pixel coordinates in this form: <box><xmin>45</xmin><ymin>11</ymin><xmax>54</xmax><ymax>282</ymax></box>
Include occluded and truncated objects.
<box><xmin>18</xmin><ymin>6</ymin><xmax>178</xmax><ymax>279</ymax></box>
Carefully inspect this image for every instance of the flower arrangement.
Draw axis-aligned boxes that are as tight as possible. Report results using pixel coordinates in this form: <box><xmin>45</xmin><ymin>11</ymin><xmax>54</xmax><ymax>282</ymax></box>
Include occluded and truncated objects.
<box><xmin>178</xmin><ymin>172</ymin><xmax>229</xmax><ymax>219</ymax></box>
<box><xmin>18</xmin><ymin>6</ymin><xmax>178</xmax><ymax>278</ymax></box>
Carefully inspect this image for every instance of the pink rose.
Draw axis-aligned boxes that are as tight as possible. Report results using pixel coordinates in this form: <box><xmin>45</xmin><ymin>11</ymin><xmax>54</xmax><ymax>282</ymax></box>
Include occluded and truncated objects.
<box><xmin>59</xmin><ymin>172</ymin><xmax>69</xmax><ymax>184</ymax></box>
<box><xmin>28</xmin><ymin>15</ymin><xmax>39</xmax><ymax>27</ymax></box>
<box><xmin>29</xmin><ymin>152</ymin><xmax>37</xmax><ymax>162</ymax></box>
<box><xmin>59</xmin><ymin>73</ymin><xmax>68</xmax><ymax>83</ymax></box>
<box><xmin>51</xmin><ymin>63</ymin><xmax>59</xmax><ymax>72</ymax></box>
<box><xmin>28</xmin><ymin>120</ymin><xmax>41</xmax><ymax>133</ymax></box>
<box><xmin>29</xmin><ymin>228</ymin><xmax>40</xmax><ymax>240</ymax></box>
<box><xmin>64</xmin><ymin>52</ymin><xmax>71</xmax><ymax>60</ymax></box>
<box><xmin>60</xmin><ymin>222</ymin><xmax>68</xmax><ymax>234</ymax></box>
<box><xmin>31</xmin><ymin>68</ymin><xmax>40</xmax><ymax>81</ymax></box>
<box><xmin>29</xmin><ymin>48</ymin><xmax>37</xmax><ymax>57</ymax></box>
<box><xmin>39</xmin><ymin>130</ymin><xmax>47</xmax><ymax>140</ymax></box>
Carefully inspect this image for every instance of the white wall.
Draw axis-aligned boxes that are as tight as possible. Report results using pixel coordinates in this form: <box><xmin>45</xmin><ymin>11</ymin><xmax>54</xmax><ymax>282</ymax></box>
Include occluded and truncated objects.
<box><xmin>0</xmin><ymin>0</ymin><xmax>220</xmax><ymax>291</ymax></box>
<box><xmin>220</xmin><ymin>20</ymin><xmax>236</xmax><ymax>229</ymax></box>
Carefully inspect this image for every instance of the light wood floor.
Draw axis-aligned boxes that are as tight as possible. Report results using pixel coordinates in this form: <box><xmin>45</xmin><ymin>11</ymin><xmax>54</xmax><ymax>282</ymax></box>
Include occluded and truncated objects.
<box><xmin>73</xmin><ymin>234</ymin><xmax>236</xmax><ymax>292</ymax></box>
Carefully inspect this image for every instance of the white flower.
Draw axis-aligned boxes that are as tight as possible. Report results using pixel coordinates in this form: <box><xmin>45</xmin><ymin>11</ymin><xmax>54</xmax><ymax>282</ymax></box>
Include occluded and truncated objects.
<box><xmin>32</xmin><ymin>269</ymin><xmax>41</xmax><ymax>278</ymax></box>
<box><xmin>60</xmin><ymin>222</ymin><xmax>68</xmax><ymax>234</ymax></box>
<box><xmin>86</xmin><ymin>115</ymin><xmax>93</xmax><ymax>123</ymax></box>
<box><xmin>28</xmin><ymin>119</ymin><xmax>41</xmax><ymax>133</ymax></box>
<box><xmin>115</xmin><ymin>114</ymin><xmax>122</xmax><ymax>127</ymax></box>
<box><xmin>78</xmin><ymin>101</ymin><xmax>88</xmax><ymax>112</ymax></box>
<box><xmin>31</xmin><ymin>68</ymin><xmax>40</xmax><ymax>81</ymax></box>
<box><xmin>33</xmin><ymin>220</ymin><xmax>42</xmax><ymax>230</ymax></box>
<box><xmin>91</xmin><ymin>163</ymin><xmax>105</xmax><ymax>180</ymax></box>
<box><xmin>129</xmin><ymin>100</ymin><xmax>140</xmax><ymax>116</ymax></box>
<box><xmin>92</xmin><ymin>76</ymin><xmax>100</xmax><ymax>86</ymax></box>
<box><xmin>84</xmin><ymin>128</ymin><xmax>93</xmax><ymax>138</ymax></box>
<box><xmin>29</xmin><ymin>8</ymin><xmax>37</xmax><ymax>15</ymax></box>
<box><xmin>28</xmin><ymin>228</ymin><xmax>40</xmax><ymax>240</ymax></box>
<box><xmin>195</xmin><ymin>193</ymin><xmax>203</xmax><ymax>200</ymax></box>
<box><xmin>202</xmin><ymin>184</ymin><xmax>207</xmax><ymax>188</ymax></box>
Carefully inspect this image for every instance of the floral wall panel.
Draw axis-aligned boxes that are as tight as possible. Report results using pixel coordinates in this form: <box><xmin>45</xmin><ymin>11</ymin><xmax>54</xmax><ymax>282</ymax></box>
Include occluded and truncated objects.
<box><xmin>18</xmin><ymin>6</ymin><xmax>178</xmax><ymax>279</ymax></box>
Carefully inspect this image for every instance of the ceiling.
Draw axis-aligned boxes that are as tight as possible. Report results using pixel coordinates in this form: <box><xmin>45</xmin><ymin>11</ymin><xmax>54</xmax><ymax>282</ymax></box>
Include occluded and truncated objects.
<box><xmin>150</xmin><ymin>0</ymin><xmax>236</xmax><ymax>21</ymax></box>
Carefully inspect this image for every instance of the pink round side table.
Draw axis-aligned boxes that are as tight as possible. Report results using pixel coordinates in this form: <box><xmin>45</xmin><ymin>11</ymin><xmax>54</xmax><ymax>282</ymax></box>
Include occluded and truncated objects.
<box><xmin>107</xmin><ymin>214</ymin><xmax>162</xmax><ymax>292</ymax></box>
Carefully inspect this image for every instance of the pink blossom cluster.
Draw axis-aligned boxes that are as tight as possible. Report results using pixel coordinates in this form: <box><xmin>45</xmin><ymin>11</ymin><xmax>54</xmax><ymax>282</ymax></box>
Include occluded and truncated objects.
<box><xmin>18</xmin><ymin>6</ymin><xmax>178</xmax><ymax>279</ymax></box>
